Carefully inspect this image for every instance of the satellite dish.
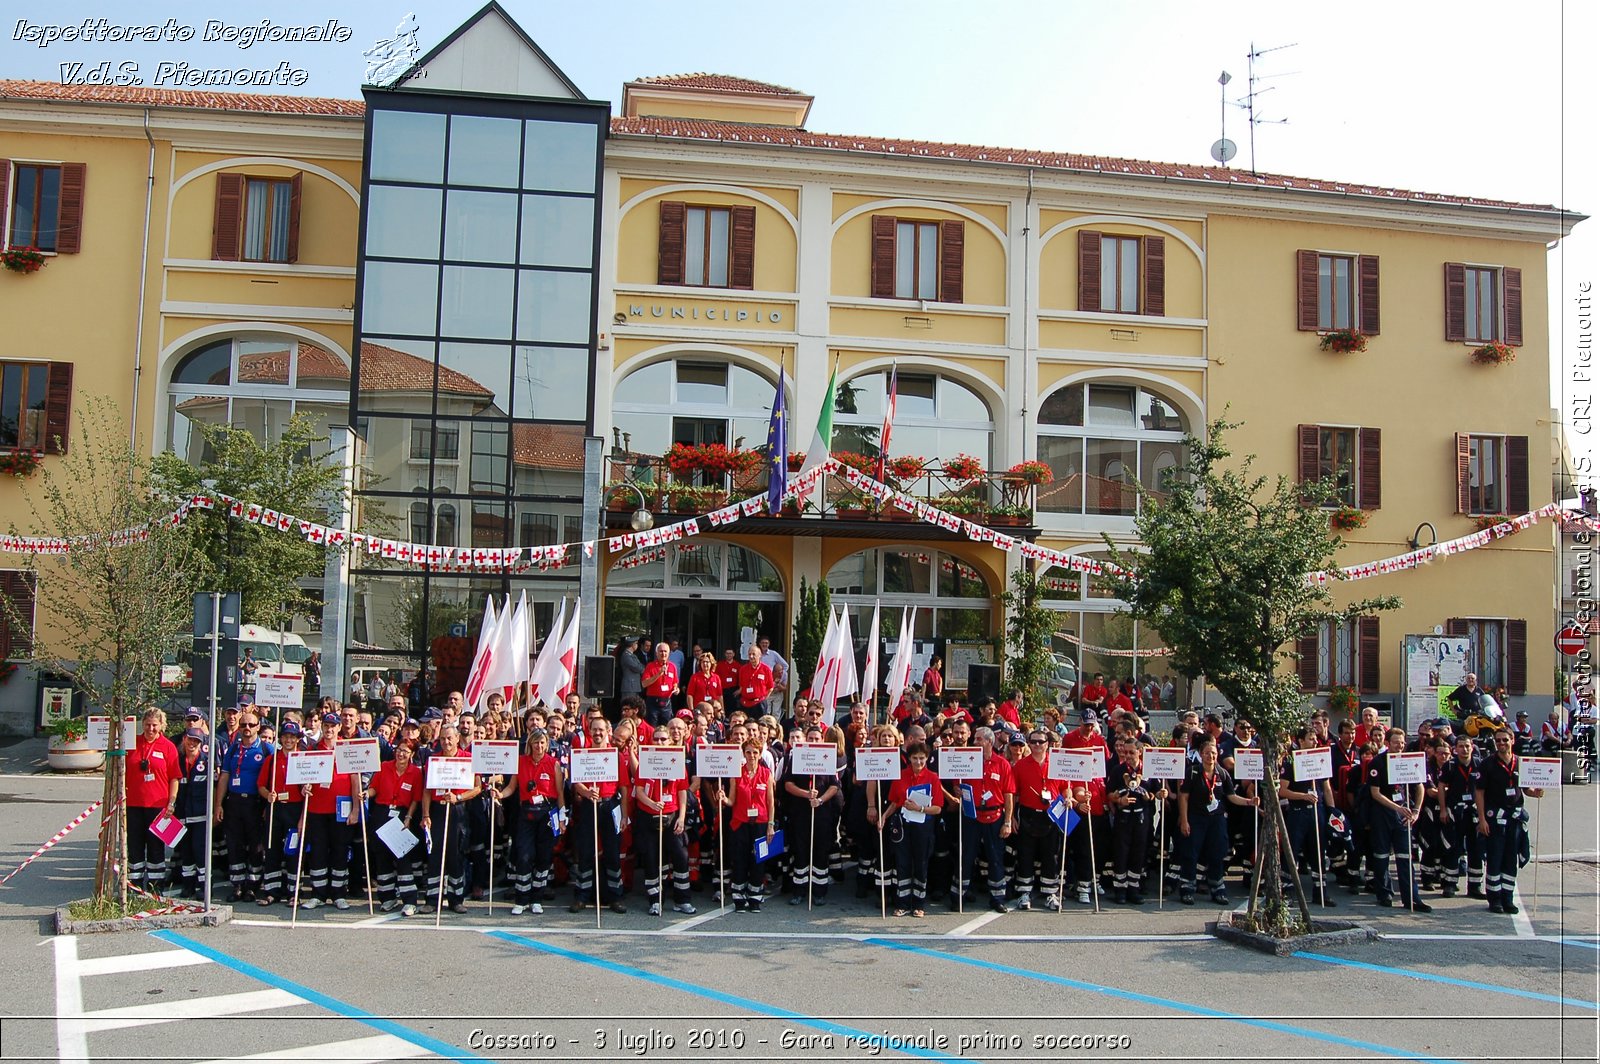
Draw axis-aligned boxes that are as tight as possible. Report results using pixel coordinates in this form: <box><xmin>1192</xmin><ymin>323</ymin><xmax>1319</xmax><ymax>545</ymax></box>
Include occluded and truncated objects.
<box><xmin>1210</xmin><ymin>138</ymin><xmax>1238</xmax><ymax>164</ymax></box>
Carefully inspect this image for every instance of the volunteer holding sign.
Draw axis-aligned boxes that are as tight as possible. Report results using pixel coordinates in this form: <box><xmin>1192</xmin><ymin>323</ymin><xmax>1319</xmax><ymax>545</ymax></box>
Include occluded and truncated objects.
<box><xmin>255</xmin><ymin>721</ymin><xmax>306</xmax><ymax>906</ymax></box>
<box><xmin>954</xmin><ymin>729</ymin><xmax>1013</xmax><ymax>915</ymax></box>
<box><xmin>1280</xmin><ymin>727</ymin><xmax>1337</xmax><ymax>907</ymax></box>
<box><xmin>569</xmin><ymin>717</ymin><xmax>629</xmax><ymax>916</ymax></box>
<box><xmin>1178</xmin><ymin>735</ymin><xmax>1256</xmax><ymax>906</ymax></box>
<box><xmin>635</xmin><ymin>735</ymin><xmax>695</xmax><ymax>916</ymax></box>
<box><xmin>1011</xmin><ymin>731</ymin><xmax>1068</xmax><ymax>911</ymax></box>
<box><xmin>500</xmin><ymin>728</ymin><xmax>564</xmax><ymax>917</ymax></box>
<box><xmin>1365</xmin><ymin>727</ymin><xmax>1431</xmax><ymax>913</ymax></box>
<box><xmin>785</xmin><ymin>735</ymin><xmax>842</xmax><ymax>908</ymax></box>
<box><xmin>420</xmin><ymin>727</ymin><xmax>479</xmax><ymax>915</ymax></box>
<box><xmin>1474</xmin><ymin>728</ymin><xmax>1545</xmax><ymax>915</ymax></box>
<box><xmin>301</xmin><ymin>714</ymin><xmax>361</xmax><ymax>911</ymax></box>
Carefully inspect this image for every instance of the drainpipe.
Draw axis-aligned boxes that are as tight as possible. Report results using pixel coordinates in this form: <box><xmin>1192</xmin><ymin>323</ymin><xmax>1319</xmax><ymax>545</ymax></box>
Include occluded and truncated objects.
<box><xmin>130</xmin><ymin>108</ymin><xmax>156</xmax><ymax>463</ymax></box>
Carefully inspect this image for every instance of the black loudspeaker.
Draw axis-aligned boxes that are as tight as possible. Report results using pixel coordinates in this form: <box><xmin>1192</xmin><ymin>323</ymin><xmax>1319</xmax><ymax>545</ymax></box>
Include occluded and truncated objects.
<box><xmin>966</xmin><ymin>662</ymin><xmax>1001</xmax><ymax>703</ymax></box>
<box><xmin>584</xmin><ymin>656</ymin><xmax>617</xmax><ymax>699</ymax></box>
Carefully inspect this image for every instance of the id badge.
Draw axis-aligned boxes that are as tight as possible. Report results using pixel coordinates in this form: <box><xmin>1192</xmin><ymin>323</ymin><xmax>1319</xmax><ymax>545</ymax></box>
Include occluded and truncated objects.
<box><xmin>1042</xmin><ymin>788</ymin><xmax>1054</xmax><ymax>802</ymax></box>
<box><xmin>232</xmin><ymin>776</ymin><xmax>242</xmax><ymax>788</ymax></box>
<box><xmin>1506</xmin><ymin>787</ymin><xmax>1517</xmax><ymax>797</ymax></box>
<box><xmin>144</xmin><ymin>773</ymin><xmax>156</xmax><ymax>783</ymax></box>
<box><xmin>745</xmin><ymin>686</ymin><xmax>754</xmax><ymax>695</ymax></box>
<box><xmin>1206</xmin><ymin>798</ymin><xmax>1220</xmax><ymax>814</ymax></box>
<box><xmin>747</xmin><ymin>806</ymin><xmax>760</xmax><ymax>818</ymax></box>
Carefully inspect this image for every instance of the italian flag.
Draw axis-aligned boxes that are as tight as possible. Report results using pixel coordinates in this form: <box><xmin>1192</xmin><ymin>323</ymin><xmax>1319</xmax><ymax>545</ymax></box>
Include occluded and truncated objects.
<box><xmin>796</xmin><ymin>363</ymin><xmax>838</xmax><ymax>480</ymax></box>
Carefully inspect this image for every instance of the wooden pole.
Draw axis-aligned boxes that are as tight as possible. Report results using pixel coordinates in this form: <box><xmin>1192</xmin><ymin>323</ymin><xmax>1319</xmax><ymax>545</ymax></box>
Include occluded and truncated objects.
<box><xmin>1312</xmin><ymin>790</ymin><xmax>1327</xmax><ymax>909</ymax></box>
<box><xmin>1085</xmin><ymin>800</ymin><xmax>1101</xmax><ymax>914</ymax></box>
<box><xmin>807</xmin><ymin>795</ymin><xmax>816</xmax><ymax>911</ymax></box>
<box><xmin>1158</xmin><ymin>799</ymin><xmax>1166</xmax><ymax>911</ymax></box>
<box><xmin>1054</xmin><ymin>806</ymin><xmax>1069</xmax><ymax>916</ymax></box>
<box><xmin>657</xmin><ymin>793</ymin><xmax>666</xmax><ymax>917</ymax></box>
<box><xmin>593</xmin><ymin>795</ymin><xmax>602</xmax><ymax>929</ymax></box>
<box><xmin>359</xmin><ymin>797</ymin><xmax>374</xmax><ymax>915</ymax></box>
<box><xmin>289</xmin><ymin>799</ymin><xmax>309</xmax><ymax>925</ymax></box>
<box><xmin>876</xmin><ymin>785</ymin><xmax>886</xmax><ymax>919</ymax></box>
<box><xmin>487</xmin><ymin>791</ymin><xmax>496</xmax><ymax>917</ymax></box>
<box><xmin>434</xmin><ymin>800</ymin><xmax>449</xmax><ymax>929</ymax></box>
<box><xmin>717</xmin><ymin>787</ymin><xmax>726</xmax><ymax>915</ymax></box>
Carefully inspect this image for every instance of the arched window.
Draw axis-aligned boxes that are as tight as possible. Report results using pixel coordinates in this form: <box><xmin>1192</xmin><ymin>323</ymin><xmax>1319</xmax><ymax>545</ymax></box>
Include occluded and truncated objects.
<box><xmin>1039</xmin><ymin>551</ymin><xmax>1177</xmax><ymax>705</ymax></box>
<box><xmin>832</xmin><ymin>371</ymin><xmax>993</xmax><ymax>466</ymax></box>
<box><xmin>166</xmin><ymin>337</ymin><xmax>349</xmax><ymax>462</ymax></box>
<box><xmin>612</xmin><ymin>358</ymin><xmax>780</xmax><ymax>462</ymax></box>
<box><xmin>825</xmin><ymin>547</ymin><xmax>994</xmax><ymax>643</ymax></box>
<box><xmin>1035</xmin><ymin>382</ymin><xmax>1187</xmax><ymax>518</ymax></box>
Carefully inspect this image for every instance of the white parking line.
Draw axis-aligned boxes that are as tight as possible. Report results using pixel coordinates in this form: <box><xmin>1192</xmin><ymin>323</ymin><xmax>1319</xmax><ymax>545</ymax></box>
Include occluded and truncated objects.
<box><xmin>1509</xmin><ymin>886</ymin><xmax>1535</xmax><ymax>938</ymax></box>
<box><xmin>665</xmin><ymin>906</ymin><xmax>731</xmax><ymax>933</ymax></box>
<box><xmin>54</xmin><ymin>936</ymin><xmax>87</xmax><ymax>1064</ymax></box>
<box><xmin>74</xmin><ymin>949</ymin><xmax>213</xmax><ymax>978</ymax></box>
<box><xmin>190</xmin><ymin>1034</ymin><xmax>435</xmax><ymax>1063</ymax></box>
<box><xmin>947</xmin><ymin>911</ymin><xmax>1004</xmax><ymax>937</ymax></box>
<box><xmin>77</xmin><ymin>988</ymin><xmax>303</xmax><ymax>1031</ymax></box>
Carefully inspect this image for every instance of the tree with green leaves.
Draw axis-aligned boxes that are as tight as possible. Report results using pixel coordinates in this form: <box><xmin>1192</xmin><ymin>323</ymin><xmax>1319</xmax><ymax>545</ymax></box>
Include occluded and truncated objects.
<box><xmin>1105</xmin><ymin>418</ymin><xmax>1398</xmax><ymax>937</ymax></box>
<box><xmin>1000</xmin><ymin>566</ymin><xmax>1057</xmax><ymax>721</ymax></box>
<box><xmin>791</xmin><ymin>575</ymin><xmax>832</xmax><ymax>694</ymax></box>
<box><xmin>4</xmin><ymin>397</ymin><xmax>203</xmax><ymax>908</ymax></box>
<box><xmin>151</xmin><ymin>412</ymin><xmax>346</xmax><ymax>629</ymax></box>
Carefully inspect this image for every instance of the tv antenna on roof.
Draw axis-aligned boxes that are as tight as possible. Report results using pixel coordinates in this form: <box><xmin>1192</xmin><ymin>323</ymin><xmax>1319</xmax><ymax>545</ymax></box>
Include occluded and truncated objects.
<box><xmin>1236</xmin><ymin>41</ymin><xmax>1296</xmax><ymax>174</ymax></box>
<box><xmin>1210</xmin><ymin>71</ymin><xmax>1236</xmax><ymax>167</ymax></box>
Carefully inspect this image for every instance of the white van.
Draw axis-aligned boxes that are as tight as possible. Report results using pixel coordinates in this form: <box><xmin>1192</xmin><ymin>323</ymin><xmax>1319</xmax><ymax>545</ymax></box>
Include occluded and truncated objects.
<box><xmin>237</xmin><ymin>625</ymin><xmax>312</xmax><ymax>680</ymax></box>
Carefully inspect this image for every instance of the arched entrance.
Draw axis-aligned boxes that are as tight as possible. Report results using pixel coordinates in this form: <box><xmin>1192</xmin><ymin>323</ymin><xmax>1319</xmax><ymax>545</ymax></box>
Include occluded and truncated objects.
<box><xmin>603</xmin><ymin>539</ymin><xmax>786</xmax><ymax>657</ymax></box>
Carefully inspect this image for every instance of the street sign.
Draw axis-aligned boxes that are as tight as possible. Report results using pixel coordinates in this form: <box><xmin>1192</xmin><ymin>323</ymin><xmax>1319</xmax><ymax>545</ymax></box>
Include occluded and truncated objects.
<box><xmin>1556</xmin><ymin>623</ymin><xmax>1587</xmax><ymax>657</ymax></box>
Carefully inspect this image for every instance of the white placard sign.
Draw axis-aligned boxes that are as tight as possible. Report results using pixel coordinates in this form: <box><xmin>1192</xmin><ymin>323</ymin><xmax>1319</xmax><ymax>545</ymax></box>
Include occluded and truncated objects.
<box><xmin>425</xmin><ymin>755</ymin><xmax>475</xmax><ymax>790</ymax></box>
<box><xmin>1388</xmin><ymin>750</ymin><xmax>1427</xmax><ymax>785</ymax></box>
<box><xmin>285</xmin><ymin>749</ymin><xmax>335</xmax><ymax>785</ymax></box>
<box><xmin>333</xmin><ymin>738</ymin><xmax>380</xmax><ymax>774</ymax></box>
<box><xmin>937</xmin><ymin>746</ymin><xmax>983</xmax><ymax>780</ymax></box>
<box><xmin>638</xmin><ymin>746</ymin><xmax>686</xmax><ymax>781</ymax></box>
<box><xmin>694</xmin><ymin>744</ymin><xmax>742</xmax><ymax>779</ymax></box>
<box><xmin>86</xmin><ymin>716</ymin><xmax>138</xmax><ymax>751</ymax></box>
<box><xmin>1049</xmin><ymin>747</ymin><xmax>1105</xmax><ymax>782</ymax></box>
<box><xmin>569</xmin><ymin>749</ymin><xmax>619</xmax><ymax>785</ymax></box>
<box><xmin>854</xmin><ymin>747</ymin><xmax>902</xmax><ymax>781</ymax></box>
<box><xmin>789</xmin><ymin>742</ymin><xmax>838</xmax><ymax>775</ymax></box>
<box><xmin>254</xmin><ymin>673</ymin><xmax>304</xmax><ymax>709</ymax></box>
<box><xmin>1292</xmin><ymin>746</ymin><xmax>1335</xmax><ymax>782</ymax></box>
<box><xmin>470</xmin><ymin>740</ymin><xmax>519</xmax><ymax>775</ymax></box>
<box><xmin>1144</xmin><ymin>747</ymin><xmax>1189</xmax><ymax>780</ymax></box>
<box><xmin>1518</xmin><ymin>757</ymin><xmax>1562</xmax><ymax>789</ymax></box>
<box><xmin>1233</xmin><ymin>747</ymin><xmax>1264</xmax><ymax>781</ymax></box>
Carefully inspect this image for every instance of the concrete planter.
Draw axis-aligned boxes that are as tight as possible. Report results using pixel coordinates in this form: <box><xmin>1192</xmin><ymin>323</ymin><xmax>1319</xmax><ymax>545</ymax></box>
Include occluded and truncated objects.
<box><xmin>55</xmin><ymin>903</ymin><xmax>232</xmax><ymax>935</ymax></box>
<box><xmin>47</xmin><ymin>737</ymin><xmax>104</xmax><ymax>772</ymax></box>
<box><xmin>1210</xmin><ymin>909</ymin><xmax>1374</xmax><ymax>956</ymax></box>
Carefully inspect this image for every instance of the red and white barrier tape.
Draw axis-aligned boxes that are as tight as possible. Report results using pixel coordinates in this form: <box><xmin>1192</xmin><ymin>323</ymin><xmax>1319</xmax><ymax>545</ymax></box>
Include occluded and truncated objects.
<box><xmin>0</xmin><ymin>800</ymin><xmax>101</xmax><ymax>885</ymax></box>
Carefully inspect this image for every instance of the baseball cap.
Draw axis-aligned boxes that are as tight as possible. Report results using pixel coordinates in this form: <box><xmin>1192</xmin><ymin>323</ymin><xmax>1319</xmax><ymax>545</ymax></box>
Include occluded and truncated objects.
<box><xmin>184</xmin><ymin>709</ymin><xmax>203</xmax><ymax>721</ymax></box>
<box><xmin>280</xmin><ymin>721</ymin><xmax>303</xmax><ymax>737</ymax></box>
<box><xmin>321</xmin><ymin>711</ymin><xmax>341</xmax><ymax>724</ymax></box>
<box><xmin>1516</xmin><ymin>710</ymin><xmax>1529</xmax><ymax>719</ymax></box>
<box><xmin>182</xmin><ymin>728</ymin><xmax>205</xmax><ymax>741</ymax></box>
<box><xmin>676</xmin><ymin>708</ymin><xmax>695</xmax><ymax>720</ymax></box>
<box><xmin>1007</xmin><ymin>735</ymin><xmax>1027</xmax><ymax>747</ymax></box>
<box><xmin>1080</xmin><ymin>708</ymin><xmax>1099</xmax><ymax>725</ymax></box>
<box><xmin>422</xmin><ymin>707</ymin><xmax>443</xmax><ymax>721</ymax></box>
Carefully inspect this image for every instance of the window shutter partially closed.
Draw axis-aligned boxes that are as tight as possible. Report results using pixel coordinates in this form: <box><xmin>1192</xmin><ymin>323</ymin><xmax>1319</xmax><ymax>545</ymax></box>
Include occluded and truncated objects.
<box><xmin>0</xmin><ymin>161</ymin><xmax>10</xmax><ymax>243</ymax></box>
<box><xmin>1358</xmin><ymin>427</ymin><xmax>1381</xmax><ymax>510</ymax></box>
<box><xmin>56</xmin><ymin>162</ymin><xmax>86</xmax><ymax>255</ymax></box>
<box><xmin>1445</xmin><ymin>617</ymin><xmax>1468</xmax><ymax>639</ymax></box>
<box><xmin>938</xmin><ymin>219</ymin><xmax>964</xmax><ymax>304</ymax></box>
<box><xmin>1455</xmin><ymin>433</ymin><xmax>1472</xmax><ymax>514</ymax></box>
<box><xmin>870</xmin><ymin>215</ymin><xmax>896</xmax><ymax>299</ymax></box>
<box><xmin>1358</xmin><ymin>616</ymin><xmax>1380</xmax><ymax>693</ymax></box>
<box><xmin>1078</xmin><ymin>230</ymin><xmax>1102</xmax><ymax>311</ymax></box>
<box><xmin>1506</xmin><ymin>619</ymin><xmax>1527</xmax><ymax>695</ymax></box>
<box><xmin>1503</xmin><ymin>267</ymin><xmax>1522</xmax><ymax>346</ymax></box>
<box><xmin>1444</xmin><ymin>263</ymin><xmax>1466</xmax><ymax>342</ymax></box>
<box><xmin>1297</xmin><ymin>424</ymin><xmax>1319</xmax><ymax>504</ymax></box>
<box><xmin>1296</xmin><ymin>250</ymin><xmax>1319</xmax><ymax>331</ymax></box>
<box><xmin>728</xmin><ymin>205</ymin><xmax>755</xmax><ymax>290</ymax></box>
<box><xmin>656</xmin><ymin>200</ymin><xmax>685</xmax><ymax>285</ymax></box>
<box><xmin>285</xmin><ymin>172</ymin><xmax>303</xmax><ymax>264</ymax></box>
<box><xmin>0</xmin><ymin>571</ymin><xmax>36</xmax><ymax>659</ymax></box>
<box><xmin>1505</xmin><ymin>435</ymin><xmax>1529</xmax><ymax>514</ymax></box>
<box><xmin>1358</xmin><ymin>255</ymin><xmax>1380</xmax><ymax>335</ymax></box>
<box><xmin>212</xmin><ymin>173</ymin><xmax>243</xmax><ymax>261</ymax></box>
<box><xmin>1141</xmin><ymin>236</ymin><xmax>1165</xmax><ymax>316</ymax></box>
<box><xmin>1296</xmin><ymin>632</ymin><xmax>1319</xmax><ymax>691</ymax></box>
<box><xmin>44</xmin><ymin>362</ymin><xmax>73</xmax><ymax>455</ymax></box>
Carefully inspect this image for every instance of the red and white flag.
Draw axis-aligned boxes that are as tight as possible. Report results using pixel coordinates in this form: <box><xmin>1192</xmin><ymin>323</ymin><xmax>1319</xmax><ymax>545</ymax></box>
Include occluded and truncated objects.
<box><xmin>860</xmin><ymin>601</ymin><xmax>881</xmax><ymax>711</ymax></box>
<box><xmin>874</xmin><ymin>363</ymin><xmax>898</xmax><ymax>484</ymax></box>
<box><xmin>462</xmin><ymin>596</ymin><xmax>500</xmax><ymax>708</ymax></box>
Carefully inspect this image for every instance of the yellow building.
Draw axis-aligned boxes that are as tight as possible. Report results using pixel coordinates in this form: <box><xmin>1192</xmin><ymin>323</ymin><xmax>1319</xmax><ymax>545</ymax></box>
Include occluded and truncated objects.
<box><xmin>0</xmin><ymin>6</ymin><xmax>1581</xmax><ymax>731</ymax></box>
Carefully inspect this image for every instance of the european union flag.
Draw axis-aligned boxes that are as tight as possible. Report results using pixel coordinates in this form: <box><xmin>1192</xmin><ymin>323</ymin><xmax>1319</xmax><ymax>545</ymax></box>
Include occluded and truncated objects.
<box><xmin>766</xmin><ymin>362</ymin><xmax>787</xmax><ymax>512</ymax></box>
<box><xmin>1047</xmin><ymin>795</ymin><xmax>1081</xmax><ymax>835</ymax></box>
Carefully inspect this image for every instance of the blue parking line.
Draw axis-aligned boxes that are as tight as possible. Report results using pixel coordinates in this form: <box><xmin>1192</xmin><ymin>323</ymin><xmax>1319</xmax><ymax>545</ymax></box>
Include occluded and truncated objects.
<box><xmin>863</xmin><ymin>937</ymin><xmax>1465</xmax><ymax>1064</ymax></box>
<box><xmin>1292</xmin><ymin>949</ymin><xmax>1597</xmax><ymax>1009</ymax></box>
<box><xmin>1560</xmin><ymin>938</ymin><xmax>1600</xmax><ymax>950</ymax></box>
<box><xmin>487</xmin><ymin>930</ymin><xmax>979</xmax><ymax>1063</ymax></box>
<box><xmin>150</xmin><ymin>930</ymin><xmax>492</xmax><ymax>1064</ymax></box>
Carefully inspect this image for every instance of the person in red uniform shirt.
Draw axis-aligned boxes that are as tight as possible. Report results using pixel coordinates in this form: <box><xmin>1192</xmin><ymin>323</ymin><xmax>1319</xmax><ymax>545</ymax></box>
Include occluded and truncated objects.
<box><xmin>736</xmin><ymin>644</ymin><xmax>775</xmax><ymax>715</ymax></box>
<box><xmin>719</xmin><ymin>737</ymin><xmax>775</xmax><ymax>912</ymax></box>
<box><xmin>996</xmin><ymin>690</ymin><xmax>1024</xmax><ymax>730</ymax></box>
<box><xmin>885</xmin><ymin>741</ymin><xmax>943</xmax><ymax>917</ymax></box>
<box><xmin>715</xmin><ymin>648</ymin><xmax>742</xmax><ymax>707</ymax></box>
<box><xmin>500</xmin><ymin>726</ymin><xmax>564</xmax><ymax>916</ymax></box>
<box><xmin>921</xmin><ymin>657</ymin><xmax>945</xmax><ymax>700</ymax></box>
<box><xmin>1066</xmin><ymin>745</ymin><xmax>1109</xmax><ymax>905</ymax></box>
<box><xmin>641</xmin><ymin>642</ymin><xmax>680</xmax><ymax>728</ymax></box>
<box><xmin>1009</xmin><ymin>730</ymin><xmax>1069</xmax><ymax>910</ymax></box>
<box><xmin>956</xmin><ymin>727</ymin><xmax>1015</xmax><ymax>913</ymax></box>
<box><xmin>301</xmin><ymin>713</ymin><xmax>362</xmax><ymax>910</ymax></box>
<box><xmin>1062</xmin><ymin>709</ymin><xmax>1110</xmax><ymax>754</ymax></box>
<box><xmin>633</xmin><ymin>731</ymin><xmax>695</xmax><ymax>916</ymax></box>
<box><xmin>128</xmin><ymin>709</ymin><xmax>181</xmax><ymax>892</ymax></box>
<box><xmin>420</xmin><ymin>725</ymin><xmax>480</xmax><ymax>914</ymax></box>
<box><xmin>569</xmin><ymin>716</ymin><xmax>630</xmax><ymax>914</ymax></box>
<box><xmin>1078</xmin><ymin>674</ymin><xmax>1109</xmax><ymax>715</ymax></box>
<box><xmin>685</xmin><ymin>653</ymin><xmax>723</xmax><ymax>710</ymax></box>
<box><xmin>256</xmin><ymin>721</ymin><xmax>305</xmax><ymax>905</ymax></box>
<box><xmin>364</xmin><ymin>741</ymin><xmax>423</xmax><ymax>914</ymax></box>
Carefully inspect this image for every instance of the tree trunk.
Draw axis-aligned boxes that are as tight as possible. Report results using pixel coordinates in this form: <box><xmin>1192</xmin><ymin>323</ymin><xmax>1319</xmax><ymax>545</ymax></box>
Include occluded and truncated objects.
<box><xmin>1272</xmin><ymin>796</ymin><xmax>1314</xmax><ymax>927</ymax></box>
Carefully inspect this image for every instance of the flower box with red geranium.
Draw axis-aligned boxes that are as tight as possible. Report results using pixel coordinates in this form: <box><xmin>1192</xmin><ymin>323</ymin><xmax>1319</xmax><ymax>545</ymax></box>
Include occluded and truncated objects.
<box><xmin>829</xmin><ymin>451</ymin><xmax>877</xmax><ymax>476</ymax></box>
<box><xmin>1329</xmin><ymin>507</ymin><xmax>1368</xmax><ymax>531</ymax></box>
<box><xmin>885</xmin><ymin>455</ymin><xmax>927</xmax><ymax>482</ymax></box>
<box><xmin>941</xmin><ymin>454</ymin><xmax>984</xmax><ymax>482</ymax></box>
<box><xmin>1006</xmin><ymin>459</ymin><xmax>1053</xmax><ymax>486</ymax></box>
<box><xmin>0</xmin><ymin>450</ymin><xmax>43</xmax><ymax>478</ymax></box>
<box><xmin>1471</xmin><ymin>341</ymin><xmax>1515</xmax><ymax>366</ymax></box>
<box><xmin>1472</xmin><ymin>513</ymin><xmax>1518</xmax><ymax>533</ymax></box>
<box><xmin>1</xmin><ymin>247</ymin><xmax>46</xmax><ymax>274</ymax></box>
<box><xmin>1328</xmin><ymin>685</ymin><xmax>1360</xmax><ymax>717</ymax></box>
<box><xmin>787</xmin><ymin>451</ymin><xmax>806</xmax><ymax>472</ymax></box>
<box><xmin>1318</xmin><ymin>329</ymin><xmax>1368</xmax><ymax>354</ymax></box>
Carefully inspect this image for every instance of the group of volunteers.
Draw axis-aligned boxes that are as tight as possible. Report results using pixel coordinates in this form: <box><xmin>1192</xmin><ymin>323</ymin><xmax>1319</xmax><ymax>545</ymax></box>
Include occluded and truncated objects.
<box><xmin>119</xmin><ymin>641</ymin><xmax>1553</xmax><ymax>921</ymax></box>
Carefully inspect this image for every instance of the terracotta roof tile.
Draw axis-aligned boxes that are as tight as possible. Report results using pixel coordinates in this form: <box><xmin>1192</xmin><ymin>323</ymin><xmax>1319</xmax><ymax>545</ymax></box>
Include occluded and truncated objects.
<box><xmin>357</xmin><ymin>341</ymin><xmax>493</xmax><ymax>398</ymax></box>
<box><xmin>629</xmin><ymin>73</ymin><xmax>804</xmax><ymax>96</ymax></box>
<box><xmin>609</xmin><ymin>116</ymin><xmax>1562</xmax><ymax>213</ymax></box>
<box><xmin>0</xmin><ymin>79</ymin><xmax>363</xmax><ymax>117</ymax></box>
<box><xmin>512</xmin><ymin>422</ymin><xmax>584</xmax><ymax>470</ymax></box>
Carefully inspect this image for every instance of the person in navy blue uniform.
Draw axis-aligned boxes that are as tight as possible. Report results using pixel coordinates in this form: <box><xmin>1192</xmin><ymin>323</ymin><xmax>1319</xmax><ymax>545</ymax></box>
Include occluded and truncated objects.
<box><xmin>214</xmin><ymin>707</ymin><xmax>274</xmax><ymax>902</ymax></box>
<box><xmin>1474</xmin><ymin>727</ymin><xmax>1544</xmax><ymax>914</ymax></box>
<box><xmin>1278</xmin><ymin>726</ymin><xmax>1337</xmax><ymax>906</ymax></box>
<box><xmin>1440</xmin><ymin>731</ymin><xmax>1484</xmax><ymax>898</ymax></box>
<box><xmin>1177</xmin><ymin>735</ymin><xmax>1256</xmax><ymax>905</ymax></box>
<box><xmin>171</xmin><ymin>728</ymin><xmax>213</xmax><ymax>897</ymax></box>
<box><xmin>1365</xmin><ymin>727</ymin><xmax>1432</xmax><ymax>912</ymax></box>
<box><xmin>1107</xmin><ymin>735</ymin><xmax>1162</xmax><ymax>904</ymax></box>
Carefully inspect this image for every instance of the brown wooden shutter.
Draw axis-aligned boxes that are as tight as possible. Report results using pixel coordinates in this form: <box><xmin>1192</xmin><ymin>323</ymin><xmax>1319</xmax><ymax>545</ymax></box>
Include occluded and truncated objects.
<box><xmin>1443</xmin><ymin>263</ymin><xmax>1466</xmax><ymax>342</ymax></box>
<box><xmin>0</xmin><ymin>571</ymin><xmax>36</xmax><ymax>659</ymax></box>
<box><xmin>0</xmin><ymin>161</ymin><xmax>11</xmax><ymax>245</ymax></box>
<box><xmin>1358</xmin><ymin>255</ymin><xmax>1380</xmax><ymax>335</ymax></box>
<box><xmin>870</xmin><ymin>215</ymin><xmax>896</xmax><ymax>299</ymax></box>
<box><xmin>1445</xmin><ymin>618</ymin><xmax>1468</xmax><ymax>638</ymax></box>
<box><xmin>55</xmin><ymin>162</ymin><xmax>86</xmax><ymax>254</ymax></box>
<box><xmin>1357</xmin><ymin>427</ymin><xmax>1381</xmax><ymax>510</ymax></box>
<box><xmin>656</xmin><ymin>200</ymin><xmax>685</xmax><ymax>285</ymax></box>
<box><xmin>1455</xmin><ymin>433</ymin><xmax>1472</xmax><ymax>514</ymax></box>
<box><xmin>1141</xmin><ymin>236</ymin><xmax>1165</xmax><ymax>316</ymax></box>
<box><xmin>1078</xmin><ymin>230</ymin><xmax>1102</xmax><ymax>311</ymax></box>
<box><xmin>285</xmin><ymin>172</ymin><xmax>303</xmax><ymax>264</ymax></box>
<box><xmin>1357</xmin><ymin>615</ymin><xmax>1380</xmax><ymax>693</ymax></box>
<box><xmin>1297</xmin><ymin>424</ymin><xmax>1320</xmax><ymax>504</ymax></box>
<box><xmin>212</xmin><ymin>173</ymin><xmax>243</xmax><ymax>261</ymax></box>
<box><xmin>43</xmin><ymin>362</ymin><xmax>73</xmax><ymax>455</ymax></box>
<box><xmin>938</xmin><ymin>219</ymin><xmax>964</xmax><ymax>304</ymax></box>
<box><xmin>1296</xmin><ymin>250</ymin><xmax>1319</xmax><ymax>331</ymax></box>
<box><xmin>1503</xmin><ymin>267</ymin><xmax>1522</xmax><ymax>346</ymax></box>
<box><xmin>728</xmin><ymin>205</ymin><xmax>755</xmax><ymax>290</ymax></box>
<box><xmin>1505</xmin><ymin>435</ymin><xmax>1529</xmax><ymax>513</ymax></box>
<box><xmin>1506</xmin><ymin>619</ymin><xmax>1527</xmax><ymax>695</ymax></box>
<box><xmin>1296</xmin><ymin>632</ymin><xmax>1319</xmax><ymax>691</ymax></box>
